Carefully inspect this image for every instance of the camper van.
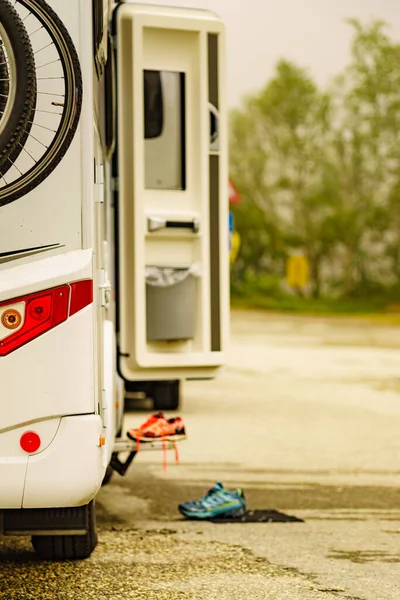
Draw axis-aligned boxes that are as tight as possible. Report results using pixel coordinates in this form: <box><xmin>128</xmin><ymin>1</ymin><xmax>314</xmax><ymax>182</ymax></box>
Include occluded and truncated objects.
<box><xmin>0</xmin><ymin>0</ymin><xmax>228</xmax><ymax>559</ymax></box>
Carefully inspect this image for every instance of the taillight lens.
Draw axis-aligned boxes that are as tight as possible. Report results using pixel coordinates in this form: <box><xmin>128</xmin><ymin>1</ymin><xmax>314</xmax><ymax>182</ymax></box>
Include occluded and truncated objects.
<box><xmin>0</xmin><ymin>286</ymin><xmax>69</xmax><ymax>356</ymax></box>
<box><xmin>0</xmin><ymin>279</ymin><xmax>93</xmax><ymax>356</ymax></box>
<box><xmin>70</xmin><ymin>279</ymin><xmax>93</xmax><ymax>316</ymax></box>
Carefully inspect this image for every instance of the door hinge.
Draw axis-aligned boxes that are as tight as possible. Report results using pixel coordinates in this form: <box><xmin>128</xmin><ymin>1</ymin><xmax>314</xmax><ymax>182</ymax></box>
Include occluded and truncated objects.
<box><xmin>99</xmin><ymin>269</ymin><xmax>111</xmax><ymax>308</ymax></box>
<box><xmin>95</xmin><ymin>163</ymin><xmax>105</xmax><ymax>203</ymax></box>
<box><xmin>95</xmin><ymin>163</ymin><xmax>105</xmax><ymax>185</ymax></box>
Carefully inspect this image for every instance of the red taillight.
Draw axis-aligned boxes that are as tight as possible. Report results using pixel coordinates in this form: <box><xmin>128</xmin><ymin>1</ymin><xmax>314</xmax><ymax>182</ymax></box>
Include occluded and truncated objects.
<box><xmin>0</xmin><ymin>286</ymin><xmax>69</xmax><ymax>356</ymax></box>
<box><xmin>20</xmin><ymin>431</ymin><xmax>41</xmax><ymax>453</ymax></box>
<box><xmin>69</xmin><ymin>279</ymin><xmax>93</xmax><ymax>316</ymax></box>
<box><xmin>28</xmin><ymin>296</ymin><xmax>51</xmax><ymax>321</ymax></box>
<box><xmin>0</xmin><ymin>279</ymin><xmax>94</xmax><ymax>356</ymax></box>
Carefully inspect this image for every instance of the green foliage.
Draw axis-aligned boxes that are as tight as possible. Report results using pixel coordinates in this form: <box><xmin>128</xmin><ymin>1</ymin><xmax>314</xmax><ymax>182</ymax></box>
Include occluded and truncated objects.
<box><xmin>231</xmin><ymin>276</ymin><xmax>400</xmax><ymax>315</ymax></box>
<box><xmin>230</xmin><ymin>19</ymin><xmax>400</xmax><ymax>311</ymax></box>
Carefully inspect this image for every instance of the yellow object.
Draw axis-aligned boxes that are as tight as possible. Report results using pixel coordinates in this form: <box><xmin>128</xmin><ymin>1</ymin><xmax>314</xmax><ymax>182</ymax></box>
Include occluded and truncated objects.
<box><xmin>286</xmin><ymin>254</ymin><xmax>310</xmax><ymax>289</ymax></box>
<box><xmin>230</xmin><ymin>231</ymin><xmax>241</xmax><ymax>264</ymax></box>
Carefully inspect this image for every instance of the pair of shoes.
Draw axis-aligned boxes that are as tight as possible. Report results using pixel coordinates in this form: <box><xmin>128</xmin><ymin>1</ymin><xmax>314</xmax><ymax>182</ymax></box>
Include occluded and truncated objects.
<box><xmin>127</xmin><ymin>412</ymin><xmax>186</xmax><ymax>442</ymax></box>
<box><xmin>178</xmin><ymin>482</ymin><xmax>246</xmax><ymax>519</ymax></box>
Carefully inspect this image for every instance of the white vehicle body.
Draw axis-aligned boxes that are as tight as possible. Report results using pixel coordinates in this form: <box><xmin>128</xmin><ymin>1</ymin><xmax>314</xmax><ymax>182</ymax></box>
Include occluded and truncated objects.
<box><xmin>0</xmin><ymin>0</ymin><xmax>227</xmax><ymax>558</ymax></box>
<box><xmin>0</xmin><ymin>0</ymin><xmax>114</xmax><ymax>512</ymax></box>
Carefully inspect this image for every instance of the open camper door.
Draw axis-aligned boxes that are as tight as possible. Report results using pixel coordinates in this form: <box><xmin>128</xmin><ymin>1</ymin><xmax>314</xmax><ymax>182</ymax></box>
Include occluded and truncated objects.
<box><xmin>115</xmin><ymin>3</ymin><xmax>228</xmax><ymax>381</ymax></box>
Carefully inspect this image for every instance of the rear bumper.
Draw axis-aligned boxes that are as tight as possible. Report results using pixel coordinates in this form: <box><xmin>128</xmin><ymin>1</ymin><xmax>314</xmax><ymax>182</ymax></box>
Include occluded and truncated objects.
<box><xmin>0</xmin><ymin>414</ymin><xmax>105</xmax><ymax>509</ymax></box>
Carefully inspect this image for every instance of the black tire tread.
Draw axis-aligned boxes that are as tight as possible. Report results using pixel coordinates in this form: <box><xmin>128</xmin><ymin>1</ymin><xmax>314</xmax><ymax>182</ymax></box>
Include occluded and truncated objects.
<box><xmin>31</xmin><ymin>501</ymin><xmax>98</xmax><ymax>561</ymax></box>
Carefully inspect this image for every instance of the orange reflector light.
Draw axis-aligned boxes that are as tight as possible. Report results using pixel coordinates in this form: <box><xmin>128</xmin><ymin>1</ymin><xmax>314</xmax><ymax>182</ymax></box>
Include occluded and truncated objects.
<box><xmin>99</xmin><ymin>435</ymin><xmax>106</xmax><ymax>447</ymax></box>
<box><xmin>20</xmin><ymin>431</ymin><xmax>41</xmax><ymax>453</ymax></box>
<box><xmin>1</xmin><ymin>309</ymin><xmax>22</xmax><ymax>330</ymax></box>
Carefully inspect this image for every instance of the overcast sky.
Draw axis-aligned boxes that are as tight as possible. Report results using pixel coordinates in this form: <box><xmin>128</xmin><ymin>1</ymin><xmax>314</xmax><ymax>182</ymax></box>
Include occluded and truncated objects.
<box><xmin>142</xmin><ymin>0</ymin><xmax>400</xmax><ymax>107</ymax></box>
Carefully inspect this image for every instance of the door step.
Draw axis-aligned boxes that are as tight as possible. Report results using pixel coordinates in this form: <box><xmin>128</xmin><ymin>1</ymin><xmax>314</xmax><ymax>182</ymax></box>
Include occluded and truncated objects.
<box><xmin>113</xmin><ymin>437</ymin><xmax>175</xmax><ymax>453</ymax></box>
<box><xmin>110</xmin><ymin>436</ymin><xmax>182</xmax><ymax>476</ymax></box>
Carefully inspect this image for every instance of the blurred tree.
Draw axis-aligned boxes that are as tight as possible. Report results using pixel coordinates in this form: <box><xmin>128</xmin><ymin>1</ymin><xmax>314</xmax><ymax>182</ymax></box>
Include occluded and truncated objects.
<box><xmin>330</xmin><ymin>19</ymin><xmax>400</xmax><ymax>295</ymax></box>
<box><xmin>230</xmin><ymin>19</ymin><xmax>400</xmax><ymax>301</ymax></box>
<box><xmin>230</xmin><ymin>60</ymin><xmax>335</xmax><ymax>297</ymax></box>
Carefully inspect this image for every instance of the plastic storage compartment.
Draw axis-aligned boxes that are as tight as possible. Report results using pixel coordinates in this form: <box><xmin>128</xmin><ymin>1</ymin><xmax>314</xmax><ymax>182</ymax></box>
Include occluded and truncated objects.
<box><xmin>145</xmin><ymin>266</ymin><xmax>197</xmax><ymax>342</ymax></box>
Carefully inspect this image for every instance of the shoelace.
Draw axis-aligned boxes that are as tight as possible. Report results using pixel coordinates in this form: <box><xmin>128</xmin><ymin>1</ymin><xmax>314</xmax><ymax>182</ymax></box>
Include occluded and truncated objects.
<box><xmin>161</xmin><ymin>439</ymin><xmax>181</xmax><ymax>474</ymax></box>
<box><xmin>135</xmin><ymin>436</ymin><xmax>180</xmax><ymax>475</ymax></box>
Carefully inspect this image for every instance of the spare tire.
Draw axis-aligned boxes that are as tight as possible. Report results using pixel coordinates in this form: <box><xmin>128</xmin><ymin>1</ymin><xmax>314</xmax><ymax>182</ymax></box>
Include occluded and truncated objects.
<box><xmin>0</xmin><ymin>0</ymin><xmax>36</xmax><ymax>175</ymax></box>
<box><xmin>0</xmin><ymin>0</ymin><xmax>83</xmax><ymax>208</ymax></box>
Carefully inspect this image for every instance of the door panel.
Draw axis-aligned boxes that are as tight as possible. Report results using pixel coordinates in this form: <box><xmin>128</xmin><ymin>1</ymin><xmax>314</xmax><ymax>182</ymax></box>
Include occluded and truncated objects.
<box><xmin>116</xmin><ymin>4</ymin><xmax>229</xmax><ymax>381</ymax></box>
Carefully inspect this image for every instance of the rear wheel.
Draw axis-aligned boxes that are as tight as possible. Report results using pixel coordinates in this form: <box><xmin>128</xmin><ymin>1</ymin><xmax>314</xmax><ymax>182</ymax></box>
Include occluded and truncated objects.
<box><xmin>31</xmin><ymin>501</ymin><xmax>98</xmax><ymax>561</ymax></box>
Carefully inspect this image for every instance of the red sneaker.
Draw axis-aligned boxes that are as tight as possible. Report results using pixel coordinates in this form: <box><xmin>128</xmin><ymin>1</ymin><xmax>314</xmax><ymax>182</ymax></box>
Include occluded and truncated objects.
<box><xmin>127</xmin><ymin>413</ymin><xmax>186</xmax><ymax>441</ymax></box>
<box><xmin>127</xmin><ymin>412</ymin><xmax>165</xmax><ymax>441</ymax></box>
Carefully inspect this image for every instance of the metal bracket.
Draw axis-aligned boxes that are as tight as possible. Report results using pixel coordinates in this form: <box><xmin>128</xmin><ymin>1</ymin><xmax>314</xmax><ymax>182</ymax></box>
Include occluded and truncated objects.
<box><xmin>94</xmin><ymin>163</ymin><xmax>105</xmax><ymax>203</ymax></box>
<box><xmin>95</xmin><ymin>163</ymin><xmax>105</xmax><ymax>185</ymax></box>
<box><xmin>98</xmin><ymin>268</ymin><xmax>111</xmax><ymax>308</ymax></box>
<box><xmin>110</xmin><ymin>438</ymin><xmax>176</xmax><ymax>476</ymax></box>
<box><xmin>110</xmin><ymin>451</ymin><xmax>137</xmax><ymax>476</ymax></box>
<box><xmin>113</xmin><ymin>438</ymin><xmax>175</xmax><ymax>453</ymax></box>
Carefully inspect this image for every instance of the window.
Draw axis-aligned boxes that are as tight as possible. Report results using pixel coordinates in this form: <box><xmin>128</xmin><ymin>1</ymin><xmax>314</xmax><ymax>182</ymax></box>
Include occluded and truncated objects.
<box><xmin>144</xmin><ymin>71</ymin><xmax>164</xmax><ymax>139</ymax></box>
<box><xmin>144</xmin><ymin>70</ymin><xmax>186</xmax><ymax>191</ymax></box>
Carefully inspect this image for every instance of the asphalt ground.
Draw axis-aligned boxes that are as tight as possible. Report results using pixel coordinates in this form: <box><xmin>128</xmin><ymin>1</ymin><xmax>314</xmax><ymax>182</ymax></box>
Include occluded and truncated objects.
<box><xmin>2</xmin><ymin>310</ymin><xmax>400</xmax><ymax>599</ymax></box>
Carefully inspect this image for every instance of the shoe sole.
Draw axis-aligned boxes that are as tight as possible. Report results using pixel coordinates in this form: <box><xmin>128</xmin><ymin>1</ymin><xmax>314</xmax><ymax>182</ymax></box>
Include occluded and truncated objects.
<box><xmin>179</xmin><ymin>504</ymin><xmax>246</xmax><ymax>519</ymax></box>
<box><xmin>127</xmin><ymin>431</ymin><xmax>186</xmax><ymax>442</ymax></box>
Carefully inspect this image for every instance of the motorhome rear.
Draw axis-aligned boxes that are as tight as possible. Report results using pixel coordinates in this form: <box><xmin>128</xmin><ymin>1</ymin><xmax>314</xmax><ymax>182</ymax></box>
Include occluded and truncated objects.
<box><xmin>0</xmin><ymin>0</ymin><xmax>227</xmax><ymax>560</ymax></box>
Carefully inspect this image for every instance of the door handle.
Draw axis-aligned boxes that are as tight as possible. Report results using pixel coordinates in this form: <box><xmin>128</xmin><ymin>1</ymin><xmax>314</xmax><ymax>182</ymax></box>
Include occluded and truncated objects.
<box><xmin>147</xmin><ymin>217</ymin><xmax>200</xmax><ymax>233</ymax></box>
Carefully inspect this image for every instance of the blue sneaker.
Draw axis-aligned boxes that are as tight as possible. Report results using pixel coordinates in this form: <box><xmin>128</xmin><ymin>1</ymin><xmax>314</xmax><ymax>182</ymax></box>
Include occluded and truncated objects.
<box><xmin>178</xmin><ymin>482</ymin><xmax>246</xmax><ymax>519</ymax></box>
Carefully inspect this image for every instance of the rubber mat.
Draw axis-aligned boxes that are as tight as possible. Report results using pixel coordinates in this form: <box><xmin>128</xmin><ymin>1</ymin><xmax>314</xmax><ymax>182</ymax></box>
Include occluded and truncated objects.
<box><xmin>209</xmin><ymin>509</ymin><xmax>304</xmax><ymax>523</ymax></box>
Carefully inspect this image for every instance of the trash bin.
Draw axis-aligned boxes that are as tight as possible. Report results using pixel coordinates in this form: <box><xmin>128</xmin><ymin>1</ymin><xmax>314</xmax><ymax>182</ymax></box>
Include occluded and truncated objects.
<box><xmin>145</xmin><ymin>265</ymin><xmax>198</xmax><ymax>342</ymax></box>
